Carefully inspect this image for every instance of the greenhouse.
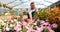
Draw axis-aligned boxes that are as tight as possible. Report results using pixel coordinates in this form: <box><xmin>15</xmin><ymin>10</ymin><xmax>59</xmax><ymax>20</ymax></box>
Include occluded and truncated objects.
<box><xmin>0</xmin><ymin>0</ymin><xmax>60</xmax><ymax>32</ymax></box>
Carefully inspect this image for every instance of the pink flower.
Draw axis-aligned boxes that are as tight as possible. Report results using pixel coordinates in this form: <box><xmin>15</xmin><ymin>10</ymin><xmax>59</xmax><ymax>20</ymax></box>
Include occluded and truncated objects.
<box><xmin>47</xmin><ymin>26</ymin><xmax>54</xmax><ymax>32</ymax></box>
<box><xmin>40</xmin><ymin>20</ymin><xmax>45</xmax><ymax>24</ymax></box>
<box><xmin>49</xmin><ymin>30</ymin><xmax>55</xmax><ymax>32</ymax></box>
<box><xmin>16</xmin><ymin>28</ymin><xmax>21</xmax><ymax>32</ymax></box>
<box><xmin>51</xmin><ymin>23</ymin><xmax>58</xmax><ymax>28</ymax></box>
<box><xmin>0</xmin><ymin>19</ymin><xmax>4</xmax><ymax>23</ymax></box>
<box><xmin>15</xmin><ymin>22</ymin><xmax>21</xmax><ymax>27</ymax></box>
<box><xmin>41</xmin><ymin>22</ymin><xmax>50</xmax><ymax>27</ymax></box>
<box><xmin>8</xmin><ymin>18</ymin><xmax>12</xmax><ymax>22</ymax></box>
<box><xmin>35</xmin><ymin>30</ymin><xmax>41</xmax><ymax>32</ymax></box>
<box><xmin>1</xmin><ymin>18</ymin><xmax>4</xmax><ymax>21</ymax></box>
<box><xmin>26</xmin><ymin>26</ymin><xmax>33</xmax><ymax>32</ymax></box>
<box><xmin>23</xmin><ymin>22</ymin><xmax>27</xmax><ymax>26</ymax></box>
<box><xmin>27</xmin><ymin>30</ymin><xmax>31</xmax><ymax>32</ymax></box>
<box><xmin>27</xmin><ymin>19</ymin><xmax>34</xmax><ymax>23</ymax></box>
<box><xmin>47</xmin><ymin>26</ymin><xmax>52</xmax><ymax>30</ymax></box>
<box><xmin>36</xmin><ymin>25</ymin><xmax>44</xmax><ymax>32</ymax></box>
<box><xmin>14</xmin><ymin>26</ymin><xmax>21</xmax><ymax>32</ymax></box>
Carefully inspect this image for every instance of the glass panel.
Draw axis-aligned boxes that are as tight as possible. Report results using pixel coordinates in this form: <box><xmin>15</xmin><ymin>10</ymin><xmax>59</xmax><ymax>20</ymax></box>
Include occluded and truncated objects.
<box><xmin>0</xmin><ymin>0</ymin><xmax>59</xmax><ymax>8</ymax></box>
<box><xmin>0</xmin><ymin>8</ymin><xmax>9</xmax><ymax>16</ymax></box>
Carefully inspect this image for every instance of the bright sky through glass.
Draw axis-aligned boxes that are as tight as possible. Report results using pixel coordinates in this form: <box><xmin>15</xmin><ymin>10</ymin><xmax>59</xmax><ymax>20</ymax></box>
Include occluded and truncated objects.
<box><xmin>0</xmin><ymin>0</ymin><xmax>59</xmax><ymax>8</ymax></box>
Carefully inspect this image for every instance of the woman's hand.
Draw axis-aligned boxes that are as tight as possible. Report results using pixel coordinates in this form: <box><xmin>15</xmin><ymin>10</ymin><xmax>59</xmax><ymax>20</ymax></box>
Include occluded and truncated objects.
<box><xmin>29</xmin><ymin>13</ymin><xmax>33</xmax><ymax>20</ymax></box>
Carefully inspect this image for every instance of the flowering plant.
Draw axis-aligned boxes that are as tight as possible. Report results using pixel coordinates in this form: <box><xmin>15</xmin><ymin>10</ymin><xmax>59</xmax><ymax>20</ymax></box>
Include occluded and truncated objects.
<box><xmin>0</xmin><ymin>16</ymin><xmax>22</xmax><ymax>32</ymax></box>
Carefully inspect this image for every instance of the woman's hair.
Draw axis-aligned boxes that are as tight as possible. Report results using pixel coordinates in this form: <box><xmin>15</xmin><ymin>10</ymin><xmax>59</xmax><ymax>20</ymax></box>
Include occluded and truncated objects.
<box><xmin>30</xmin><ymin>2</ymin><xmax>34</xmax><ymax>5</ymax></box>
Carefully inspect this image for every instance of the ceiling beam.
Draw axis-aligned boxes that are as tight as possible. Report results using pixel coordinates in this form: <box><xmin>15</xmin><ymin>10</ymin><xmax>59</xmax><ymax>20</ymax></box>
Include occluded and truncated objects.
<box><xmin>7</xmin><ymin>0</ymin><xmax>17</xmax><ymax>4</ymax></box>
<box><xmin>12</xmin><ymin>3</ymin><xmax>21</xmax><ymax>7</ymax></box>
<box><xmin>44</xmin><ymin>0</ymin><xmax>53</xmax><ymax>3</ymax></box>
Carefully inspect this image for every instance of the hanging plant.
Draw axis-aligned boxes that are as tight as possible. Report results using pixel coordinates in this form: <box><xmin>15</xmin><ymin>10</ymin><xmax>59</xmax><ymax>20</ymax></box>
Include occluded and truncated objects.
<box><xmin>3</xmin><ymin>4</ymin><xmax>6</xmax><ymax>8</ymax></box>
<box><xmin>6</xmin><ymin>4</ymin><xmax>12</xmax><ymax>10</ymax></box>
<box><xmin>6</xmin><ymin>4</ymin><xmax>14</xmax><ymax>15</ymax></box>
<box><xmin>0</xmin><ymin>3</ymin><xmax>2</xmax><ymax>7</ymax></box>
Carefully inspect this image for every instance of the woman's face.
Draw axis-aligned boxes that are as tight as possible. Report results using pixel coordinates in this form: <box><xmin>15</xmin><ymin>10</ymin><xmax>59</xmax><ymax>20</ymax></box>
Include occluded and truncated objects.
<box><xmin>30</xmin><ymin>4</ymin><xmax>35</xmax><ymax>9</ymax></box>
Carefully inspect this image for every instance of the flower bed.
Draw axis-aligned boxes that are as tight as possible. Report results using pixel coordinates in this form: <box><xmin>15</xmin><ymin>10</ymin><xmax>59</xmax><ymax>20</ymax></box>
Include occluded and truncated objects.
<box><xmin>0</xmin><ymin>6</ymin><xmax>60</xmax><ymax>32</ymax></box>
<box><xmin>0</xmin><ymin>15</ymin><xmax>58</xmax><ymax>32</ymax></box>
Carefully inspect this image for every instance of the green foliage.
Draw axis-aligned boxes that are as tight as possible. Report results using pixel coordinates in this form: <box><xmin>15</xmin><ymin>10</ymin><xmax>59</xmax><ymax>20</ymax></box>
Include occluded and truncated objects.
<box><xmin>29</xmin><ymin>22</ymin><xmax>34</xmax><ymax>27</ymax></box>
<box><xmin>33</xmin><ymin>25</ymin><xmax>37</xmax><ymax>30</ymax></box>
<box><xmin>0</xmin><ymin>3</ymin><xmax>2</xmax><ymax>7</ymax></box>
<box><xmin>22</xmin><ymin>26</ymin><xmax>27</xmax><ymax>32</ymax></box>
<box><xmin>43</xmin><ymin>28</ymin><xmax>49</xmax><ymax>32</ymax></box>
<box><xmin>37</xmin><ymin>22</ymin><xmax>41</xmax><ymax>27</ymax></box>
<box><xmin>3</xmin><ymin>4</ymin><xmax>6</xmax><ymax>8</ymax></box>
<box><xmin>34</xmin><ymin>9</ymin><xmax>49</xmax><ymax>21</ymax></box>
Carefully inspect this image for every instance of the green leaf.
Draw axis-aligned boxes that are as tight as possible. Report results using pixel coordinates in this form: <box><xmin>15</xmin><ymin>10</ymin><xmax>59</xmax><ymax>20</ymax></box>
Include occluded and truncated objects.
<box><xmin>37</xmin><ymin>22</ymin><xmax>41</xmax><ymax>27</ymax></box>
<box><xmin>43</xmin><ymin>28</ymin><xmax>49</xmax><ymax>32</ymax></box>
<box><xmin>29</xmin><ymin>22</ymin><xmax>34</xmax><ymax>27</ymax></box>
<box><xmin>22</xmin><ymin>26</ymin><xmax>27</xmax><ymax>32</ymax></box>
<box><xmin>0</xmin><ymin>3</ymin><xmax>2</xmax><ymax>7</ymax></box>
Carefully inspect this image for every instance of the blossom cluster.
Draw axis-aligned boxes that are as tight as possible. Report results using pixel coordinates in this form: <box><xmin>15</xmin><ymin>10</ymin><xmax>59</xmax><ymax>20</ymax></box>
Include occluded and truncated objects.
<box><xmin>0</xmin><ymin>15</ymin><xmax>58</xmax><ymax>32</ymax></box>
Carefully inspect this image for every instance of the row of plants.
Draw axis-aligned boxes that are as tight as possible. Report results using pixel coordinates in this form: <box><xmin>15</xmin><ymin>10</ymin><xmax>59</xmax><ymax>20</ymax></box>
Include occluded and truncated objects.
<box><xmin>34</xmin><ymin>6</ymin><xmax>60</xmax><ymax>32</ymax></box>
<box><xmin>0</xmin><ymin>6</ymin><xmax>60</xmax><ymax>32</ymax></box>
<box><xmin>0</xmin><ymin>15</ymin><xmax>57</xmax><ymax>32</ymax></box>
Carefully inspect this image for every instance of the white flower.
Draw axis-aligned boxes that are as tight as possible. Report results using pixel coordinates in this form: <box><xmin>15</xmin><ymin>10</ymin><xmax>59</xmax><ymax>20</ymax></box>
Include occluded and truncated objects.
<box><xmin>0</xmin><ymin>19</ymin><xmax>4</xmax><ymax>23</ymax></box>
<box><xmin>14</xmin><ymin>19</ymin><xmax>18</xmax><ymax>22</ymax></box>
<box><xmin>14</xmin><ymin>26</ymin><xmax>21</xmax><ymax>32</ymax></box>
<box><xmin>4</xmin><ymin>19</ymin><xmax>7</xmax><ymax>22</ymax></box>
<box><xmin>5</xmin><ymin>27</ymin><xmax>10</xmax><ymax>31</ymax></box>
<box><xmin>34</xmin><ymin>23</ymin><xmax>37</xmax><ymax>25</ymax></box>
<box><xmin>17</xmin><ymin>28</ymin><xmax>21</xmax><ymax>31</ymax></box>
<box><xmin>11</xmin><ymin>20</ymin><xmax>14</xmax><ymax>22</ymax></box>
<box><xmin>2</xmin><ymin>23</ymin><xmax>6</xmax><ymax>25</ymax></box>
<box><xmin>10</xmin><ymin>24</ymin><xmax>13</xmax><ymax>27</ymax></box>
<box><xmin>0</xmin><ymin>19</ymin><xmax>3</xmax><ymax>22</ymax></box>
<box><xmin>17</xmin><ymin>16</ymin><xmax>20</xmax><ymax>17</ymax></box>
<box><xmin>5</xmin><ymin>13</ymin><xmax>8</xmax><ymax>15</ymax></box>
<box><xmin>0</xmin><ymin>29</ymin><xmax>2</xmax><ymax>32</ymax></box>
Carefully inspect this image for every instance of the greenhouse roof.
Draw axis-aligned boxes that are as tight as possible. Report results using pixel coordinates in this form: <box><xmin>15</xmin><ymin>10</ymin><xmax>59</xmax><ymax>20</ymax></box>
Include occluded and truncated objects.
<box><xmin>0</xmin><ymin>0</ymin><xmax>59</xmax><ymax>8</ymax></box>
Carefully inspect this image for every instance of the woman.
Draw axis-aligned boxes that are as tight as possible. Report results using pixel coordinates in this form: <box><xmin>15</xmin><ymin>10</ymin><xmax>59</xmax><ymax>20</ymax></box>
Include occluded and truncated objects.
<box><xmin>28</xmin><ymin>2</ymin><xmax>38</xmax><ymax>20</ymax></box>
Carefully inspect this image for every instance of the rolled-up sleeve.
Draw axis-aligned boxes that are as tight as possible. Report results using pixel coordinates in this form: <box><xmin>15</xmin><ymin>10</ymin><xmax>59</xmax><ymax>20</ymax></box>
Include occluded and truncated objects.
<box><xmin>36</xmin><ymin>8</ymin><xmax>38</xmax><ymax>12</ymax></box>
<box><xmin>28</xmin><ymin>8</ymin><xmax>32</xmax><ymax>14</ymax></box>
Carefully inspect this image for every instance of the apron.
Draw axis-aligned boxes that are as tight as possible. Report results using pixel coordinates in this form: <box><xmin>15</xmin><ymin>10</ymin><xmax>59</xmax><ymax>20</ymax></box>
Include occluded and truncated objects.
<box><xmin>27</xmin><ymin>9</ymin><xmax>36</xmax><ymax>19</ymax></box>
